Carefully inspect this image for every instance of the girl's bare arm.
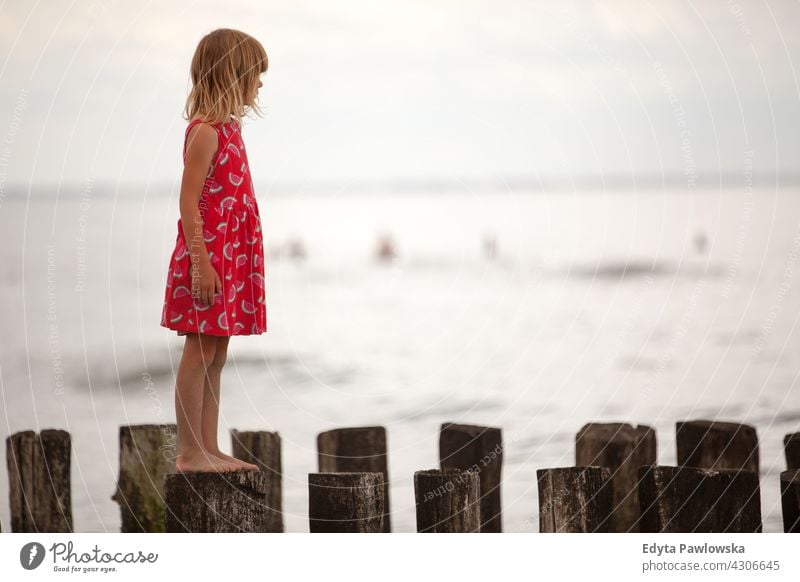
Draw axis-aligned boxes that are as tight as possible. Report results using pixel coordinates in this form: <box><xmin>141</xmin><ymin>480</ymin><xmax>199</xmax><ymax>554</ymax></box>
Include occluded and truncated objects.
<box><xmin>180</xmin><ymin>123</ymin><xmax>221</xmax><ymax>305</ymax></box>
<box><xmin>179</xmin><ymin>123</ymin><xmax>218</xmax><ymax>260</ymax></box>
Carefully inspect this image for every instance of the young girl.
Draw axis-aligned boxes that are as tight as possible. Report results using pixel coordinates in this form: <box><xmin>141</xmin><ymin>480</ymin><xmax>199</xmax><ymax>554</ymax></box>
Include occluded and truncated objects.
<box><xmin>160</xmin><ymin>28</ymin><xmax>268</xmax><ymax>473</ymax></box>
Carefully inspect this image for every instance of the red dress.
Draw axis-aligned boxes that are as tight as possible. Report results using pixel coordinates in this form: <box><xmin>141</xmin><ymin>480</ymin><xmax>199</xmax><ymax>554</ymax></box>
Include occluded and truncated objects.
<box><xmin>160</xmin><ymin>117</ymin><xmax>267</xmax><ymax>337</ymax></box>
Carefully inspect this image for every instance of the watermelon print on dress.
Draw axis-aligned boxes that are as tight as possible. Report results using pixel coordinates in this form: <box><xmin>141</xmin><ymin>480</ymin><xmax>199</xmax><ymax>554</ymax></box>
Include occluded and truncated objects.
<box><xmin>160</xmin><ymin>117</ymin><xmax>267</xmax><ymax>337</ymax></box>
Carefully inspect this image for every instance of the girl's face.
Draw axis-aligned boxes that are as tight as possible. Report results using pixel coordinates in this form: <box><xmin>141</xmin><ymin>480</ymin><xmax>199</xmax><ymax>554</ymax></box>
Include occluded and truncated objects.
<box><xmin>253</xmin><ymin>73</ymin><xmax>264</xmax><ymax>100</ymax></box>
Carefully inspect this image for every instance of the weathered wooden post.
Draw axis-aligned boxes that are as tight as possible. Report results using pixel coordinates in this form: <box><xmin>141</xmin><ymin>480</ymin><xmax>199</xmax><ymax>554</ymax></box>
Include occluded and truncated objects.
<box><xmin>308</xmin><ymin>472</ymin><xmax>384</xmax><ymax>532</ymax></box>
<box><xmin>164</xmin><ymin>469</ymin><xmax>267</xmax><ymax>532</ymax></box>
<box><xmin>439</xmin><ymin>422</ymin><xmax>503</xmax><ymax>532</ymax></box>
<box><xmin>537</xmin><ymin>466</ymin><xmax>614</xmax><ymax>533</ymax></box>
<box><xmin>638</xmin><ymin>464</ymin><xmax>761</xmax><ymax>532</ymax></box>
<box><xmin>231</xmin><ymin>429</ymin><xmax>283</xmax><ymax>532</ymax></box>
<box><xmin>780</xmin><ymin>469</ymin><xmax>800</xmax><ymax>533</ymax></box>
<box><xmin>676</xmin><ymin>420</ymin><xmax>759</xmax><ymax>473</ymax></box>
<box><xmin>6</xmin><ymin>429</ymin><xmax>72</xmax><ymax>532</ymax></box>
<box><xmin>414</xmin><ymin>468</ymin><xmax>480</xmax><ymax>533</ymax></box>
<box><xmin>111</xmin><ymin>424</ymin><xmax>176</xmax><ymax>532</ymax></box>
<box><xmin>575</xmin><ymin>422</ymin><xmax>656</xmax><ymax>533</ymax></box>
<box><xmin>317</xmin><ymin>426</ymin><xmax>390</xmax><ymax>532</ymax></box>
<box><xmin>784</xmin><ymin>433</ymin><xmax>800</xmax><ymax>471</ymax></box>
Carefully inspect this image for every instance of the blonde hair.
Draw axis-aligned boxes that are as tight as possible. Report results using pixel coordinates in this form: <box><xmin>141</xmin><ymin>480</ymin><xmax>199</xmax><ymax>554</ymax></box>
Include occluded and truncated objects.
<box><xmin>183</xmin><ymin>28</ymin><xmax>268</xmax><ymax>125</ymax></box>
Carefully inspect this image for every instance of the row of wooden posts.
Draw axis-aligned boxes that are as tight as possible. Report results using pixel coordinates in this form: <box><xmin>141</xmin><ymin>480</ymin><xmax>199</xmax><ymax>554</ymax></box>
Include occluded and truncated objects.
<box><xmin>4</xmin><ymin>420</ymin><xmax>800</xmax><ymax>533</ymax></box>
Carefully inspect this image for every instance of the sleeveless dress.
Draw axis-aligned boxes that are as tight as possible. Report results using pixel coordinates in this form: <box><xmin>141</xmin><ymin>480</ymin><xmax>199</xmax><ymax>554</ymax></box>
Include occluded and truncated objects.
<box><xmin>160</xmin><ymin>117</ymin><xmax>267</xmax><ymax>336</ymax></box>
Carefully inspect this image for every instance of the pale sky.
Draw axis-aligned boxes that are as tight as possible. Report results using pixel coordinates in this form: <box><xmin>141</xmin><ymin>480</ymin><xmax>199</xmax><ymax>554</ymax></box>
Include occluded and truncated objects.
<box><xmin>0</xmin><ymin>0</ymin><xmax>798</xmax><ymax>191</ymax></box>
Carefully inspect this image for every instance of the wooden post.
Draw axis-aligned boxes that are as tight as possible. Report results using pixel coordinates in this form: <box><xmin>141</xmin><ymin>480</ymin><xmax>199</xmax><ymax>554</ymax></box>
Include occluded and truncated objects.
<box><xmin>676</xmin><ymin>420</ymin><xmax>759</xmax><ymax>473</ymax></box>
<box><xmin>439</xmin><ymin>422</ymin><xmax>503</xmax><ymax>532</ymax></box>
<box><xmin>308</xmin><ymin>472</ymin><xmax>384</xmax><ymax>533</ymax></box>
<box><xmin>414</xmin><ymin>468</ymin><xmax>481</xmax><ymax>533</ymax></box>
<box><xmin>780</xmin><ymin>469</ymin><xmax>800</xmax><ymax>533</ymax></box>
<box><xmin>164</xmin><ymin>469</ymin><xmax>267</xmax><ymax>532</ymax></box>
<box><xmin>317</xmin><ymin>426</ymin><xmax>391</xmax><ymax>532</ymax></box>
<box><xmin>638</xmin><ymin>464</ymin><xmax>761</xmax><ymax>532</ymax></box>
<box><xmin>6</xmin><ymin>429</ymin><xmax>72</xmax><ymax>532</ymax></box>
<box><xmin>575</xmin><ymin>422</ymin><xmax>656</xmax><ymax>532</ymax></box>
<box><xmin>536</xmin><ymin>466</ymin><xmax>614</xmax><ymax>533</ymax></box>
<box><xmin>111</xmin><ymin>424</ymin><xmax>176</xmax><ymax>532</ymax></box>
<box><xmin>784</xmin><ymin>433</ymin><xmax>800</xmax><ymax>471</ymax></box>
<box><xmin>231</xmin><ymin>429</ymin><xmax>283</xmax><ymax>532</ymax></box>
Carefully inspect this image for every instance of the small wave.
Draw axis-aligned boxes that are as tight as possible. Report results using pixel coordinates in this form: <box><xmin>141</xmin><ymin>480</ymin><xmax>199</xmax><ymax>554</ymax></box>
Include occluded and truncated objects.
<box><xmin>391</xmin><ymin>397</ymin><xmax>504</xmax><ymax>422</ymax></box>
<box><xmin>566</xmin><ymin>260</ymin><xmax>726</xmax><ymax>280</ymax></box>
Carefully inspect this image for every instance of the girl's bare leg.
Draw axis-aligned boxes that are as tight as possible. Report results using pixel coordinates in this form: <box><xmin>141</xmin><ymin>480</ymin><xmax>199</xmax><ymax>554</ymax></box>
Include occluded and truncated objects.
<box><xmin>174</xmin><ymin>332</ymin><xmax>239</xmax><ymax>472</ymax></box>
<box><xmin>201</xmin><ymin>335</ymin><xmax>259</xmax><ymax>470</ymax></box>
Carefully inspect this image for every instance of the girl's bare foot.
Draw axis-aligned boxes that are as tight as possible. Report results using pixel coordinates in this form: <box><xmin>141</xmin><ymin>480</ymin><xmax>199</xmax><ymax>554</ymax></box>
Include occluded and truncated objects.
<box><xmin>207</xmin><ymin>449</ymin><xmax>260</xmax><ymax>471</ymax></box>
<box><xmin>175</xmin><ymin>451</ymin><xmax>241</xmax><ymax>473</ymax></box>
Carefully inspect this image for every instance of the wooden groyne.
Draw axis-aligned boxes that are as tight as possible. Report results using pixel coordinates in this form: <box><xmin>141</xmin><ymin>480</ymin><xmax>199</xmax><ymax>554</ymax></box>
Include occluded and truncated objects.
<box><xmin>6</xmin><ymin>429</ymin><xmax>72</xmax><ymax>532</ymax></box>
<box><xmin>537</xmin><ymin>466</ymin><xmax>614</xmax><ymax>532</ymax></box>
<box><xmin>575</xmin><ymin>423</ymin><xmax>655</xmax><ymax>532</ymax></box>
<box><xmin>414</xmin><ymin>468</ymin><xmax>480</xmax><ymax>532</ymax></box>
<box><xmin>308</xmin><ymin>472</ymin><xmax>384</xmax><ymax>532</ymax></box>
<box><xmin>439</xmin><ymin>423</ymin><xmax>503</xmax><ymax>532</ymax></box>
<box><xmin>3</xmin><ymin>421</ymin><xmax>799</xmax><ymax>533</ymax></box>
<box><xmin>111</xmin><ymin>424</ymin><xmax>176</xmax><ymax>533</ymax></box>
<box><xmin>165</xmin><ymin>469</ymin><xmax>269</xmax><ymax>533</ymax></box>
<box><xmin>231</xmin><ymin>429</ymin><xmax>284</xmax><ymax>532</ymax></box>
<box><xmin>317</xmin><ymin>426</ymin><xmax>390</xmax><ymax>532</ymax></box>
<box><xmin>638</xmin><ymin>464</ymin><xmax>762</xmax><ymax>532</ymax></box>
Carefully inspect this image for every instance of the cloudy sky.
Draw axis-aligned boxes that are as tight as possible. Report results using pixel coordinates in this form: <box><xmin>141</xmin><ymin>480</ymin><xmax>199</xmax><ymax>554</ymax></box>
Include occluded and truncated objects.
<box><xmin>0</xmin><ymin>0</ymin><xmax>798</xmax><ymax>191</ymax></box>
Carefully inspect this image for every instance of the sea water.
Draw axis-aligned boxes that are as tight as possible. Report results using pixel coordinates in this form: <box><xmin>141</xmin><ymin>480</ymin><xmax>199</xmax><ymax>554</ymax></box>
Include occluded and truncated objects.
<box><xmin>0</xmin><ymin>185</ymin><xmax>797</xmax><ymax>532</ymax></box>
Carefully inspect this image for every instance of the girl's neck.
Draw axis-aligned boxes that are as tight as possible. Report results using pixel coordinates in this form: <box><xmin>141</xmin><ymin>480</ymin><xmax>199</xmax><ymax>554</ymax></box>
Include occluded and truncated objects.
<box><xmin>192</xmin><ymin>114</ymin><xmax>236</xmax><ymax>124</ymax></box>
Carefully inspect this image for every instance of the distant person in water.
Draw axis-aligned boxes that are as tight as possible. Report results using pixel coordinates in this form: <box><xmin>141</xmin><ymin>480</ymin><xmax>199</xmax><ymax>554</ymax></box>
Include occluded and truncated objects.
<box><xmin>376</xmin><ymin>233</ymin><xmax>397</xmax><ymax>262</ymax></box>
<box><xmin>159</xmin><ymin>28</ymin><xmax>269</xmax><ymax>473</ymax></box>
<box><xmin>694</xmin><ymin>230</ymin><xmax>708</xmax><ymax>254</ymax></box>
<box><xmin>287</xmin><ymin>237</ymin><xmax>307</xmax><ymax>260</ymax></box>
<box><xmin>483</xmin><ymin>233</ymin><xmax>497</xmax><ymax>260</ymax></box>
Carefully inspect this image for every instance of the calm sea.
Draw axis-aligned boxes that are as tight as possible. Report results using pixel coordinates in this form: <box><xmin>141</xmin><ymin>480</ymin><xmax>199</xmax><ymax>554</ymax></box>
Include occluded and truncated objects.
<box><xmin>0</xmin><ymin>185</ymin><xmax>798</xmax><ymax>532</ymax></box>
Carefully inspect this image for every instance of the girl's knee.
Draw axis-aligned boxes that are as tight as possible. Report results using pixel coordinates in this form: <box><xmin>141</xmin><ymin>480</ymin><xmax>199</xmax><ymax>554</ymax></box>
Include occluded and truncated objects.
<box><xmin>185</xmin><ymin>333</ymin><xmax>218</xmax><ymax>364</ymax></box>
<box><xmin>212</xmin><ymin>337</ymin><xmax>230</xmax><ymax>368</ymax></box>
